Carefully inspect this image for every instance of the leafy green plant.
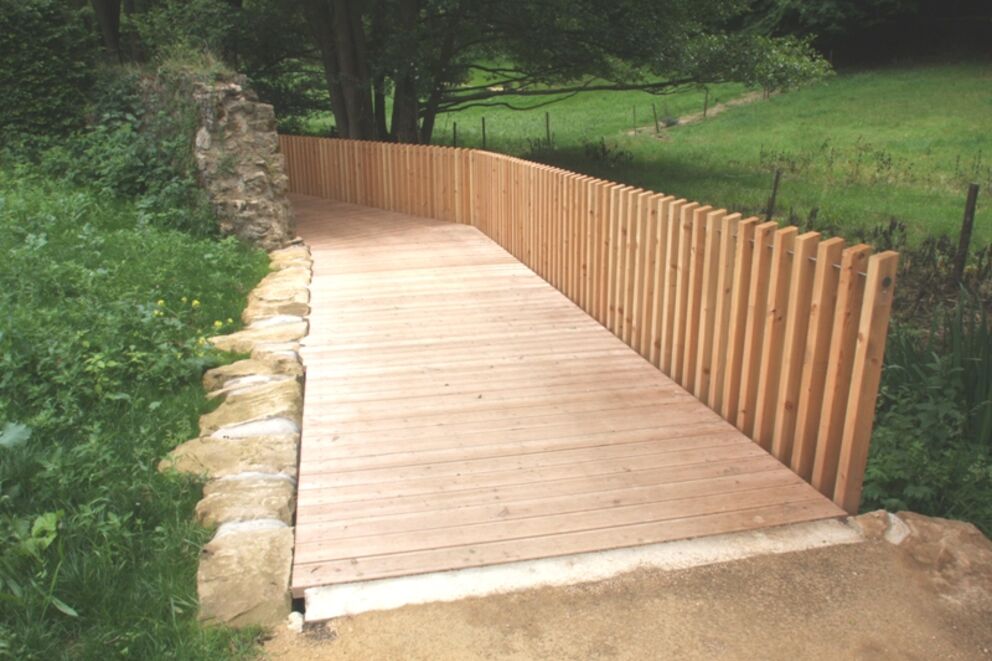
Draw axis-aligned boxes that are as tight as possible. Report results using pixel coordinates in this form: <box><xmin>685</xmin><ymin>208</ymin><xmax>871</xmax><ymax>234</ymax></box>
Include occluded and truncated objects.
<box><xmin>0</xmin><ymin>169</ymin><xmax>267</xmax><ymax>658</ymax></box>
<box><xmin>864</xmin><ymin>294</ymin><xmax>992</xmax><ymax>534</ymax></box>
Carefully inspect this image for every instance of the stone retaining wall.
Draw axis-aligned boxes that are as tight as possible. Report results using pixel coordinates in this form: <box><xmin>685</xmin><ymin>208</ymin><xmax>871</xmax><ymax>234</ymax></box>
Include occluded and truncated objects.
<box><xmin>159</xmin><ymin>243</ymin><xmax>312</xmax><ymax>627</ymax></box>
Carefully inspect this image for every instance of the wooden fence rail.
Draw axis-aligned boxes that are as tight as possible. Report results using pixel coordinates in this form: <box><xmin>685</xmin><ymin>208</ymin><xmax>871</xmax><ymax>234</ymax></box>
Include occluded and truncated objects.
<box><xmin>278</xmin><ymin>134</ymin><xmax>898</xmax><ymax>514</ymax></box>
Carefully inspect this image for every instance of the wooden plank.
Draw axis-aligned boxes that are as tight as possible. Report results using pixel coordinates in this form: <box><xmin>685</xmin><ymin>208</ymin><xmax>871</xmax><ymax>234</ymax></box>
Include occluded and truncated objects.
<box><xmin>720</xmin><ymin>218</ymin><xmax>758</xmax><ymax>424</ymax></box>
<box><xmin>735</xmin><ymin>220</ymin><xmax>778</xmax><ymax>436</ymax></box>
<box><xmin>770</xmin><ymin>232</ymin><xmax>821</xmax><ymax>464</ymax></box>
<box><xmin>683</xmin><ymin>206</ymin><xmax>723</xmax><ymax>399</ymax></box>
<box><xmin>834</xmin><ymin>251</ymin><xmax>898</xmax><ymax>513</ymax></box>
<box><xmin>811</xmin><ymin>244</ymin><xmax>872</xmax><ymax>498</ymax></box>
<box><xmin>648</xmin><ymin>196</ymin><xmax>673</xmax><ymax>367</ymax></box>
<box><xmin>708</xmin><ymin>213</ymin><xmax>741</xmax><ymax>411</ymax></box>
<box><xmin>752</xmin><ymin>226</ymin><xmax>798</xmax><ymax>449</ymax></box>
<box><xmin>691</xmin><ymin>208</ymin><xmax>724</xmax><ymax>399</ymax></box>
<box><xmin>668</xmin><ymin>200</ymin><xmax>697</xmax><ymax>378</ymax></box>
<box><xmin>292</xmin><ymin>499</ymin><xmax>838</xmax><ymax>591</ymax></box>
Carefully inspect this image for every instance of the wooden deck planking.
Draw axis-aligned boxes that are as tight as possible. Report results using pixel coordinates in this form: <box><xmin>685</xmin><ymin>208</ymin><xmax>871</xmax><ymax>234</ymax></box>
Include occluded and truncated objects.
<box><xmin>291</xmin><ymin>195</ymin><xmax>844</xmax><ymax>596</ymax></box>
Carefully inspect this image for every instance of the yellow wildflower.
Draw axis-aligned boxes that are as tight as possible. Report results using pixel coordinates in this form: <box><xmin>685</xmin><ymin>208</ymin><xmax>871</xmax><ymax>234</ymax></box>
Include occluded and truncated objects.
<box><xmin>213</xmin><ymin>320</ymin><xmax>223</xmax><ymax>329</ymax></box>
<box><xmin>191</xmin><ymin>299</ymin><xmax>201</xmax><ymax>309</ymax></box>
<box><xmin>180</xmin><ymin>296</ymin><xmax>188</xmax><ymax>303</ymax></box>
<box><xmin>156</xmin><ymin>299</ymin><xmax>165</xmax><ymax>307</ymax></box>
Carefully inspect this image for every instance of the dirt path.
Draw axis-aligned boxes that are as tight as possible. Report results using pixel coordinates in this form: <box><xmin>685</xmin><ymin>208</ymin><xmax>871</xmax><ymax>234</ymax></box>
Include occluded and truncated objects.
<box><xmin>628</xmin><ymin>90</ymin><xmax>767</xmax><ymax>137</ymax></box>
<box><xmin>264</xmin><ymin>532</ymin><xmax>992</xmax><ymax>660</ymax></box>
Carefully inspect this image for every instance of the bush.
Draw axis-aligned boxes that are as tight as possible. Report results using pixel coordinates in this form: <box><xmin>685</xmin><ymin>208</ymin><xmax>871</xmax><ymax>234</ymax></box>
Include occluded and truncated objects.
<box><xmin>15</xmin><ymin>65</ymin><xmax>218</xmax><ymax>237</ymax></box>
<box><xmin>864</xmin><ymin>295</ymin><xmax>992</xmax><ymax>534</ymax></box>
<box><xmin>0</xmin><ymin>0</ymin><xmax>96</xmax><ymax>140</ymax></box>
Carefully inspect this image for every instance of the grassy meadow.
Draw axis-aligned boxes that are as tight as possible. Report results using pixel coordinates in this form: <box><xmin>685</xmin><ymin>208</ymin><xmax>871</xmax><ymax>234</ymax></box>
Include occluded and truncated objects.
<box><xmin>430</xmin><ymin>61</ymin><xmax>990</xmax><ymax>243</ymax></box>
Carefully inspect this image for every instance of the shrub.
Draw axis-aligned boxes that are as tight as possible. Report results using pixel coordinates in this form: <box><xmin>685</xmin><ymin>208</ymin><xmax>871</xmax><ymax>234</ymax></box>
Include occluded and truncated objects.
<box><xmin>19</xmin><ymin>65</ymin><xmax>218</xmax><ymax>237</ymax></box>
<box><xmin>864</xmin><ymin>294</ymin><xmax>992</xmax><ymax>534</ymax></box>
<box><xmin>0</xmin><ymin>0</ymin><xmax>96</xmax><ymax>140</ymax></box>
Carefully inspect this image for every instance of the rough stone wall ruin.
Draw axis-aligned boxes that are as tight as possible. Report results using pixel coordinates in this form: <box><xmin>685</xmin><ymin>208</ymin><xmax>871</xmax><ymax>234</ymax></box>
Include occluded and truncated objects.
<box><xmin>192</xmin><ymin>76</ymin><xmax>294</xmax><ymax>250</ymax></box>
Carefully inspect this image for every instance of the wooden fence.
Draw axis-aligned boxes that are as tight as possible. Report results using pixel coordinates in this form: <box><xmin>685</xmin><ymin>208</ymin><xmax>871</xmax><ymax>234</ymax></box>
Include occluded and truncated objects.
<box><xmin>278</xmin><ymin>134</ymin><xmax>898</xmax><ymax>514</ymax></box>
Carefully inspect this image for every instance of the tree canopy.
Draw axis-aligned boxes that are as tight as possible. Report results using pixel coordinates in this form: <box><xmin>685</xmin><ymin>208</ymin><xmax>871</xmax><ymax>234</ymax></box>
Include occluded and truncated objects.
<box><xmin>17</xmin><ymin>0</ymin><xmax>988</xmax><ymax>143</ymax></box>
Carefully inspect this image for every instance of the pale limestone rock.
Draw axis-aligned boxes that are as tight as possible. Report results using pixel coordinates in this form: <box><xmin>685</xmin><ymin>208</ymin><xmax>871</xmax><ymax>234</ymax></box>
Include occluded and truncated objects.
<box><xmin>242</xmin><ymin>297</ymin><xmax>310</xmax><ymax>324</ymax></box>
<box><xmin>209</xmin><ymin>319</ymin><xmax>308</xmax><ymax>354</ymax></box>
<box><xmin>848</xmin><ymin>509</ymin><xmax>891</xmax><ymax>541</ymax></box>
<box><xmin>203</xmin><ymin>358</ymin><xmax>288</xmax><ymax>392</ymax></box>
<box><xmin>160</xmin><ymin>434</ymin><xmax>298</xmax><ymax>478</ymax></box>
<box><xmin>196</xmin><ymin>473</ymin><xmax>296</xmax><ymax>526</ymax></box>
<box><xmin>207</xmin><ymin>374</ymin><xmax>295</xmax><ymax>401</ymax></box>
<box><xmin>212</xmin><ymin>417</ymin><xmax>300</xmax><ymax>438</ymax></box>
<box><xmin>198</xmin><ymin>523</ymin><xmax>293</xmax><ymax>626</ymax></box>
<box><xmin>199</xmin><ymin>379</ymin><xmax>302</xmax><ymax>435</ymax></box>
<box><xmin>269</xmin><ymin>245</ymin><xmax>312</xmax><ymax>271</ymax></box>
<box><xmin>256</xmin><ymin>266</ymin><xmax>311</xmax><ymax>290</ymax></box>
<box><xmin>252</xmin><ymin>343</ymin><xmax>304</xmax><ymax>378</ymax></box>
<box><xmin>248</xmin><ymin>279</ymin><xmax>311</xmax><ymax>305</ymax></box>
<box><xmin>895</xmin><ymin>511</ymin><xmax>992</xmax><ymax>604</ymax></box>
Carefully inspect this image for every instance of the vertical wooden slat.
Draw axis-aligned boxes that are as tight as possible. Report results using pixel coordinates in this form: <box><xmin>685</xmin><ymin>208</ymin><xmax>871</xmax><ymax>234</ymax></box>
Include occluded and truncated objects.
<box><xmin>720</xmin><ymin>218</ymin><xmax>759</xmax><ymax>423</ymax></box>
<box><xmin>605</xmin><ymin>185</ymin><xmax>621</xmax><ymax>333</ymax></box>
<box><xmin>648</xmin><ymin>196</ymin><xmax>673</xmax><ymax>367</ymax></box>
<box><xmin>770</xmin><ymin>232</ymin><xmax>822</xmax><ymax>464</ymax></box>
<box><xmin>811</xmin><ymin>244</ymin><xmax>872</xmax><ymax>497</ymax></box>
<box><xmin>735</xmin><ymin>220</ymin><xmax>779</xmax><ymax>436</ymax></box>
<box><xmin>753</xmin><ymin>226</ymin><xmax>799</xmax><ymax>449</ymax></box>
<box><xmin>639</xmin><ymin>194</ymin><xmax>665</xmax><ymax>359</ymax></box>
<box><xmin>790</xmin><ymin>237</ymin><xmax>847</xmax><ymax>479</ymax></box>
<box><xmin>627</xmin><ymin>191</ymin><xmax>652</xmax><ymax>348</ymax></box>
<box><xmin>671</xmin><ymin>202</ymin><xmax>700</xmax><ymax>383</ymax></box>
<box><xmin>695</xmin><ymin>208</ymin><xmax>726</xmax><ymax>402</ymax></box>
<box><xmin>708</xmin><ymin>213</ymin><xmax>741</xmax><ymax>411</ymax></box>
<box><xmin>834</xmin><ymin>251</ymin><xmax>899</xmax><ymax>513</ymax></box>
<box><xmin>613</xmin><ymin>188</ymin><xmax>632</xmax><ymax>339</ymax></box>
<box><xmin>682</xmin><ymin>205</ymin><xmax>715</xmax><ymax>395</ymax></box>
<box><xmin>659</xmin><ymin>199</ymin><xmax>687</xmax><ymax>374</ymax></box>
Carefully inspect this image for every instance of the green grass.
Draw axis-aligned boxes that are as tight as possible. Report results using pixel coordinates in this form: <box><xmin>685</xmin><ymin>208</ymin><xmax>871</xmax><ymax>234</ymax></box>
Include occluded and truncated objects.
<box><xmin>0</xmin><ymin>171</ymin><xmax>269</xmax><ymax>659</ymax></box>
<box><xmin>436</xmin><ymin>61</ymin><xmax>991</xmax><ymax>243</ymax></box>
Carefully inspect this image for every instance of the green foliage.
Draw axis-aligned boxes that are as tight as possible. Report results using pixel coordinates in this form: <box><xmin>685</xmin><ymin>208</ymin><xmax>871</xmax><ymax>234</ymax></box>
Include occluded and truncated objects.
<box><xmin>16</xmin><ymin>66</ymin><xmax>218</xmax><ymax>237</ymax></box>
<box><xmin>0</xmin><ymin>172</ymin><xmax>268</xmax><ymax>656</ymax></box>
<box><xmin>128</xmin><ymin>0</ymin><xmax>238</xmax><ymax>62</ymax></box>
<box><xmin>863</xmin><ymin>296</ymin><xmax>992</xmax><ymax>534</ymax></box>
<box><xmin>0</xmin><ymin>0</ymin><xmax>96</xmax><ymax>140</ymax></box>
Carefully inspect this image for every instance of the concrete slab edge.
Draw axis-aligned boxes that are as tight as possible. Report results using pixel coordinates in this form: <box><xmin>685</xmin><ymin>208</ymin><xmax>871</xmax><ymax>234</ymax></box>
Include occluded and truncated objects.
<box><xmin>304</xmin><ymin>518</ymin><xmax>863</xmax><ymax>622</ymax></box>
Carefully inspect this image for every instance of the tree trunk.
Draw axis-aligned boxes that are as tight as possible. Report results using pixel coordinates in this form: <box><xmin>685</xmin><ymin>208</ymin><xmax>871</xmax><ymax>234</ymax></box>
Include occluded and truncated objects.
<box><xmin>302</xmin><ymin>0</ymin><xmax>351</xmax><ymax>137</ymax></box>
<box><xmin>332</xmin><ymin>0</ymin><xmax>375</xmax><ymax>139</ymax></box>
<box><xmin>417</xmin><ymin>20</ymin><xmax>458</xmax><ymax>144</ymax></box>
<box><xmin>90</xmin><ymin>0</ymin><xmax>122</xmax><ymax>63</ymax></box>
<box><xmin>373</xmin><ymin>74</ymin><xmax>388</xmax><ymax>139</ymax></box>
<box><xmin>391</xmin><ymin>72</ymin><xmax>420</xmax><ymax>143</ymax></box>
<box><xmin>389</xmin><ymin>0</ymin><xmax>420</xmax><ymax>143</ymax></box>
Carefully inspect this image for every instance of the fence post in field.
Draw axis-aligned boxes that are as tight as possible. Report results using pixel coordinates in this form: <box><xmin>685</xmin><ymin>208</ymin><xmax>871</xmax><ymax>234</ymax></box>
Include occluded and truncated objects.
<box><xmin>952</xmin><ymin>183</ymin><xmax>980</xmax><ymax>285</ymax></box>
<box><xmin>652</xmin><ymin>103</ymin><xmax>660</xmax><ymax>133</ymax></box>
<box><xmin>766</xmin><ymin>170</ymin><xmax>782</xmax><ymax>220</ymax></box>
<box><xmin>703</xmin><ymin>87</ymin><xmax>710</xmax><ymax>119</ymax></box>
<box><xmin>481</xmin><ymin>116</ymin><xmax>487</xmax><ymax>149</ymax></box>
<box><xmin>545</xmin><ymin>112</ymin><xmax>551</xmax><ymax>145</ymax></box>
<box><xmin>632</xmin><ymin>106</ymin><xmax>637</xmax><ymax>133</ymax></box>
<box><xmin>452</xmin><ymin>122</ymin><xmax>458</xmax><ymax>147</ymax></box>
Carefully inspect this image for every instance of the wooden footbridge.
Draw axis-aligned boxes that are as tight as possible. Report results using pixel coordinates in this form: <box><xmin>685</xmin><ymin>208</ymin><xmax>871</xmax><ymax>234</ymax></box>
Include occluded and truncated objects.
<box><xmin>280</xmin><ymin>136</ymin><xmax>898</xmax><ymax>598</ymax></box>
